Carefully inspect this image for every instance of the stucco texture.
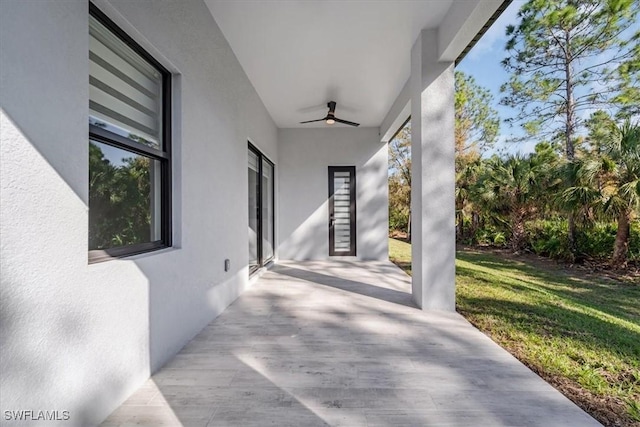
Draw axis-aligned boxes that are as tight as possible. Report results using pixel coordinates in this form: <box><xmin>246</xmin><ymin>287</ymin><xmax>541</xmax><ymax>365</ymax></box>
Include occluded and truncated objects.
<box><xmin>1</xmin><ymin>0</ymin><xmax>277</xmax><ymax>425</ymax></box>
<box><xmin>278</xmin><ymin>128</ymin><xmax>388</xmax><ymax>261</ymax></box>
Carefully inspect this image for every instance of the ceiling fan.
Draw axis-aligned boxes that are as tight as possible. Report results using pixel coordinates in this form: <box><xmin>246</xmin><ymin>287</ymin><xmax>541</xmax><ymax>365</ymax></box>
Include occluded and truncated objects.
<box><xmin>299</xmin><ymin>101</ymin><xmax>360</xmax><ymax>127</ymax></box>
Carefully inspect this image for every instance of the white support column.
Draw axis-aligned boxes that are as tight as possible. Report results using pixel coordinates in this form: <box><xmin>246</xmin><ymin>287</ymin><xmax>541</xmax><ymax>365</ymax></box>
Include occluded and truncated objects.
<box><xmin>410</xmin><ymin>29</ymin><xmax>456</xmax><ymax>311</ymax></box>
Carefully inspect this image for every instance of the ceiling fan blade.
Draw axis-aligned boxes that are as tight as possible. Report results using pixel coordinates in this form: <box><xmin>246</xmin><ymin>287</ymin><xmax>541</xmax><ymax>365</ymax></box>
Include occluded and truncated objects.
<box><xmin>334</xmin><ymin>117</ymin><xmax>360</xmax><ymax>127</ymax></box>
<box><xmin>299</xmin><ymin>118</ymin><xmax>327</xmax><ymax>124</ymax></box>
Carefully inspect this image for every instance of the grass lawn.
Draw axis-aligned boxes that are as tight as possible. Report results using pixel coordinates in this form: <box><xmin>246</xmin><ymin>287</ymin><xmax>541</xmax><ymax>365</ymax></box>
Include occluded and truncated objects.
<box><xmin>388</xmin><ymin>237</ymin><xmax>640</xmax><ymax>427</ymax></box>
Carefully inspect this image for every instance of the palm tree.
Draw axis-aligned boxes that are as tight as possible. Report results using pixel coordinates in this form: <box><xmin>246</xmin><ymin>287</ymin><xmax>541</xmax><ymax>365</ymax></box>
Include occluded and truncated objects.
<box><xmin>456</xmin><ymin>157</ymin><xmax>483</xmax><ymax>242</ymax></box>
<box><xmin>476</xmin><ymin>155</ymin><xmax>535</xmax><ymax>251</ymax></box>
<box><xmin>476</xmin><ymin>144</ymin><xmax>561</xmax><ymax>251</ymax></box>
<box><xmin>564</xmin><ymin>120</ymin><xmax>640</xmax><ymax>266</ymax></box>
<box><xmin>603</xmin><ymin>121</ymin><xmax>640</xmax><ymax>266</ymax></box>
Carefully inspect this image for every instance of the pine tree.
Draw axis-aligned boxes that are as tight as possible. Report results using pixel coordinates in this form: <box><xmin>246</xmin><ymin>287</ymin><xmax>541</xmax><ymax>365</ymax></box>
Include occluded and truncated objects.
<box><xmin>501</xmin><ymin>0</ymin><xmax>639</xmax><ymax>258</ymax></box>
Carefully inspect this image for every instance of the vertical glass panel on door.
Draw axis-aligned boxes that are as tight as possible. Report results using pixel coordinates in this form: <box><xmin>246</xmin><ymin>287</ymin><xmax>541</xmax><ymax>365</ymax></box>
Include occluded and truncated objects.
<box><xmin>248</xmin><ymin>150</ymin><xmax>260</xmax><ymax>270</ymax></box>
<box><xmin>333</xmin><ymin>172</ymin><xmax>351</xmax><ymax>252</ymax></box>
<box><xmin>262</xmin><ymin>159</ymin><xmax>274</xmax><ymax>261</ymax></box>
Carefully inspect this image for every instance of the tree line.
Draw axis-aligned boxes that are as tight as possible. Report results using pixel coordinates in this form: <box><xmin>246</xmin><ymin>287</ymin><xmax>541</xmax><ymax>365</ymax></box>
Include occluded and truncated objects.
<box><xmin>389</xmin><ymin>0</ymin><xmax>640</xmax><ymax>267</ymax></box>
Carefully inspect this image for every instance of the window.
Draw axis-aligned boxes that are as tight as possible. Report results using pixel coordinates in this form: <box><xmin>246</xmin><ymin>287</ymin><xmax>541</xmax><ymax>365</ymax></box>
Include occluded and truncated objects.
<box><xmin>248</xmin><ymin>143</ymin><xmax>275</xmax><ymax>273</ymax></box>
<box><xmin>88</xmin><ymin>4</ymin><xmax>171</xmax><ymax>262</ymax></box>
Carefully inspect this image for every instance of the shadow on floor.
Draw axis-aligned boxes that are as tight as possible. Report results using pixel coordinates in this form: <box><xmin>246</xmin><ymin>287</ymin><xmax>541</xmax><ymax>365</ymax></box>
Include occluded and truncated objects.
<box><xmin>272</xmin><ymin>263</ymin><xmax>417</xmax><ymax>309</ymax></box>
<box><xmin>101</xmin><ymin>261</ymin><xmax>602</xmax><ymax>427</ymax></box>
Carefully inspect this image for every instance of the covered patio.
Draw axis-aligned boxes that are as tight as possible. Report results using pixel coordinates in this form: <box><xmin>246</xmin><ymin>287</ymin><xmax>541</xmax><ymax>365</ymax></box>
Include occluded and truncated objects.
<box><xmin>102</xmin><ymin>261</ymin><xmax>599</xmax><ymax>426</ymax></box>
<box><xmin>0</xmin><ymin>1</ymin><xmax>607</xmax><ymax>424</ymax></box>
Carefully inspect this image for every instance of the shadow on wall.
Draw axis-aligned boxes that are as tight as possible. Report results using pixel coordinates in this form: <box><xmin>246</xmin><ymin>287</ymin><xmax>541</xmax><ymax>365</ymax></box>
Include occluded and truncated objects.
<box><xmin>1</xmin><ymin>1</ymin><xmax>268</xmax><ymax>424</ymax></box>
<box><xmin>278</xmin><ymin>130</ymin><xmax>389</xmax><ymax>261</ymax></box>
<box><xmin>357</xmin><ymin>151</ymin><xmax>389</xmax><ymax>260</ymax></box>
<box><xmin>1</xmin><ymin>110</ymin><xmax>131</xmax><ymax>426</ymax></box>
<box><xmin>279</xmin><ymin>201</ymin><xmax>331</xmax><ymax>260</ymax></box>
<box><xmin>0</xmin><ymin>278</ymin><xmax>123</xmax><ymax>426</ymax></box>
<box><xmin>0</xmin><ymin>109</ymin><xmax>248</xmax><ymax>426</ymax></box>
<box><xmin>143</xmin><ymin>265</ymin><xmax>250</xmax><ymax>374</ymax></box>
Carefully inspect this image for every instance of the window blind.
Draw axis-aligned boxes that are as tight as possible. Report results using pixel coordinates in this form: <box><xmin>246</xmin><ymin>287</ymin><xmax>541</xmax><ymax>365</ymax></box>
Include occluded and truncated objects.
<box><xmin>248</xmin><ymin>149</ymin><xmax>259</xmax><ymax>172</ymax></box>
<box><xmin>89</xmin><ymin>15</ymin><xmax>162</xmax><ymax>147</ymax></box>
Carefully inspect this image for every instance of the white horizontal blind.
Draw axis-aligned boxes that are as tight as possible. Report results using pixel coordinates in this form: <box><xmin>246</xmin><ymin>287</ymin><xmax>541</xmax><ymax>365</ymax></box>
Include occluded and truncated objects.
<box><xmin>248</xmin><ymin>150</ymin><xmax>259</xmax><ymax>172</ymax></box>
<box><xmin>89</xmin><ymin>15</ymin><xmax>162</xmax><ymax>148</ymax></box>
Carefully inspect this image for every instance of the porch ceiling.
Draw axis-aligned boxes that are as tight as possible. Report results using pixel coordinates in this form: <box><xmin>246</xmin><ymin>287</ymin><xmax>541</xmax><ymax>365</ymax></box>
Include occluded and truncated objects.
<box><xmin>205</xmin><ymin>0</ymin><xmax>459</xmax><ymax>129</ymax></box>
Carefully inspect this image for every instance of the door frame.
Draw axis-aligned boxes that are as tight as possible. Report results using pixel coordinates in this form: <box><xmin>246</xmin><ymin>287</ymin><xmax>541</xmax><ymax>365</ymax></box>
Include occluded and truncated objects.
<box><xmin>328</xmin><ymin>166</ymin><xmax>357</xmax><ymax>256</ymax></box>
<box><xmin>248</xmin><ymin>142</ymin><xmax>275</xmax><ymax>274</ymax></box>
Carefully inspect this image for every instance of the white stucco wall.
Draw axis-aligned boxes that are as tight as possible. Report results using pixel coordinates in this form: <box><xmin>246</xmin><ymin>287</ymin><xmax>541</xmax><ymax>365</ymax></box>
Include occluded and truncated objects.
<box><xmin>278</xmin><ymin>128</ymin><xmax>388</xmax><ymax>261</ymax></box>
<box><xmin>0</xmin><ymin>1</ymin><xmax>277</xmax><ymax>425</ymax></box>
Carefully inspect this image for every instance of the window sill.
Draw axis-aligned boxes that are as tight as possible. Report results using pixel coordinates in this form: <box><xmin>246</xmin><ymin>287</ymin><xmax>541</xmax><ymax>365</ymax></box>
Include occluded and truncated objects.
<box><xmin>88</xmin><ymin>242</ymin><xmax>171</xmax><ymax>264</ymax></box>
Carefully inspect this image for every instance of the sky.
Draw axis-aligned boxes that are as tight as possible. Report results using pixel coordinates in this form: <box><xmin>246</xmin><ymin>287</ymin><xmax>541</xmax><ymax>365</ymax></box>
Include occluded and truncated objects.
<box><xmin>457</xmin><ymin>1</ymin><xmax>640</xmax><ymax>157</ymax></box>
<box><xmin>456</xmin><ymin>0</ymin><xmax>532</xmax><ymax>156</ymax></box>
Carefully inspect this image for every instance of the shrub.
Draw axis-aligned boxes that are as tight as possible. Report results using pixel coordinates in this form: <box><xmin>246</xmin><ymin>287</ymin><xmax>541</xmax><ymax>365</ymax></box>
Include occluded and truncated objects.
<box><xmin>493</xmin><ymin>231</ymin><xmax>507</xmax><ymax>246</ymax></box>
<box><xmin>526</xmin><ymin>219</ymin><xmax>571</xmax><ymax>259</ymax></box>
<box><xmin>389</xmin><ymin>208</ymin><xmax>409</xmax><ymax>233</ymax></box>
<box><xmin>471</xmin><ymin>224</ymin><xmax>508</xmax><ymax>247</ymax></box>
<box><xmin>525</xmin><ymin>218</ymin><xmax>640</xmax><ymax>261</ymax></box>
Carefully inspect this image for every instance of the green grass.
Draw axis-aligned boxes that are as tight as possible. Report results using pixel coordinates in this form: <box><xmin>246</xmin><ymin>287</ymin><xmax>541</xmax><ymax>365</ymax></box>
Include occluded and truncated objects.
<box><xmin>389</xmin><ymin>238</ymin><xmax>640</xmax><ymax>427</ymax></box>
<box><xmin>389</xmin><ymin>237</ymin><xmax>412</xmax><ymax>275</ymax></box>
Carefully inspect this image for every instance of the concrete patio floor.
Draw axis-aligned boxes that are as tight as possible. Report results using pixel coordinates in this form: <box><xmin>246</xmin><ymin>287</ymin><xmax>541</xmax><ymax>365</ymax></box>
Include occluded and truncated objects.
<box><xmin>102</xmin><ymin>260</ymin><xmax>601</xmax><ymax>427</ymax></box>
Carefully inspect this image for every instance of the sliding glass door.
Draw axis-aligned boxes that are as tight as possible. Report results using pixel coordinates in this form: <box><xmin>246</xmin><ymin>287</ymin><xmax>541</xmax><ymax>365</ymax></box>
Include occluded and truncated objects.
<box><xmin>262</xmin><ymin>159</ymin><xmax>274</xmax><ymax>261</ymax></box>
<box><xmin>248</xmin><ymin>143</ymin><xmax>275</xmax><ymax>273</ymax></box>
<box><xmin>248</xmin><ymin>149</ymin><xmax>260</xmax><ymax>271</ymax></box>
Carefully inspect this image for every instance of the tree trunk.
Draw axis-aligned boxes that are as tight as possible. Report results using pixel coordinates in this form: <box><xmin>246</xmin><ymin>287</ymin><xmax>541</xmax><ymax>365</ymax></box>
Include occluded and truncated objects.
<box><xmin>456</xmin><ymin>210</ymin><xmax>464</xmax><ymax>242</ymax></box>
<box><xmin>471</xmin><ymin>212</ymin><xmax>480</xmax><ymax>241</ymax></box>
<box><xmin>567</xmin><ymin>213</ymin><xmax>578</xmax><ymax>261</ymax></box>
<box><xmin>564</xmin><ymin>31</ymin><xmax>579</xmax><ymax>260</ymax></box>
<box><xmin>510</xmin><ymin>211</ymin><xmax>526</xmax><ymax>252</ymax></box>
<box><xmin>612</xmin><ymin>210</ymin><xmax>630</xmax><ymax>267</ymax></box>
<box><xmin>564</xmin><ymin>31</ymin><xmax>576</xmax><ymax>161</ymax></box>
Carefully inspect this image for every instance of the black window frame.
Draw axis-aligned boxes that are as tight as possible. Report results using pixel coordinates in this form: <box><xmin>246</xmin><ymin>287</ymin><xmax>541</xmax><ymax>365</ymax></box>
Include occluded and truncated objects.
<box><xmin>248</xmin><ymin>142</ymin><xmax>275</xmax><ymax>274</ymax></box>
<box><xmin>88</xmin><ymin>3</ymin><xmax>172</xmax><ymax>263</ymax></box>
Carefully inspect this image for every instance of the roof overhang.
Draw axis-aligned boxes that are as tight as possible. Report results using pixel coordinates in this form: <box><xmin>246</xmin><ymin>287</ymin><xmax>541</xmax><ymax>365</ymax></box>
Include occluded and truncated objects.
<box><xmin>204</xmin><ymin>0</ymin><xmax>506</xmax><ymax>130</ymax></box>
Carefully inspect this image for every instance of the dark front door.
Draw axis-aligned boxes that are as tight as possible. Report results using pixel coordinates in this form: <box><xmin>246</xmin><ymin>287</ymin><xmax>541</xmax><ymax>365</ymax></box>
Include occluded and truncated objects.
<box><xmin>328</xmin><ymin>166</ymin><xmax>356</xmax><ymax>256</ymax></box>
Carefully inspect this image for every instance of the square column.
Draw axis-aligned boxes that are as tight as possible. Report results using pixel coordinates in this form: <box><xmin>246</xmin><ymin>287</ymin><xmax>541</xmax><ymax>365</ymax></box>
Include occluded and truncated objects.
<box><xmin>410</xmin><ymin>29</ymin><xmax>456</xmax><ymax>310</ymax></box>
